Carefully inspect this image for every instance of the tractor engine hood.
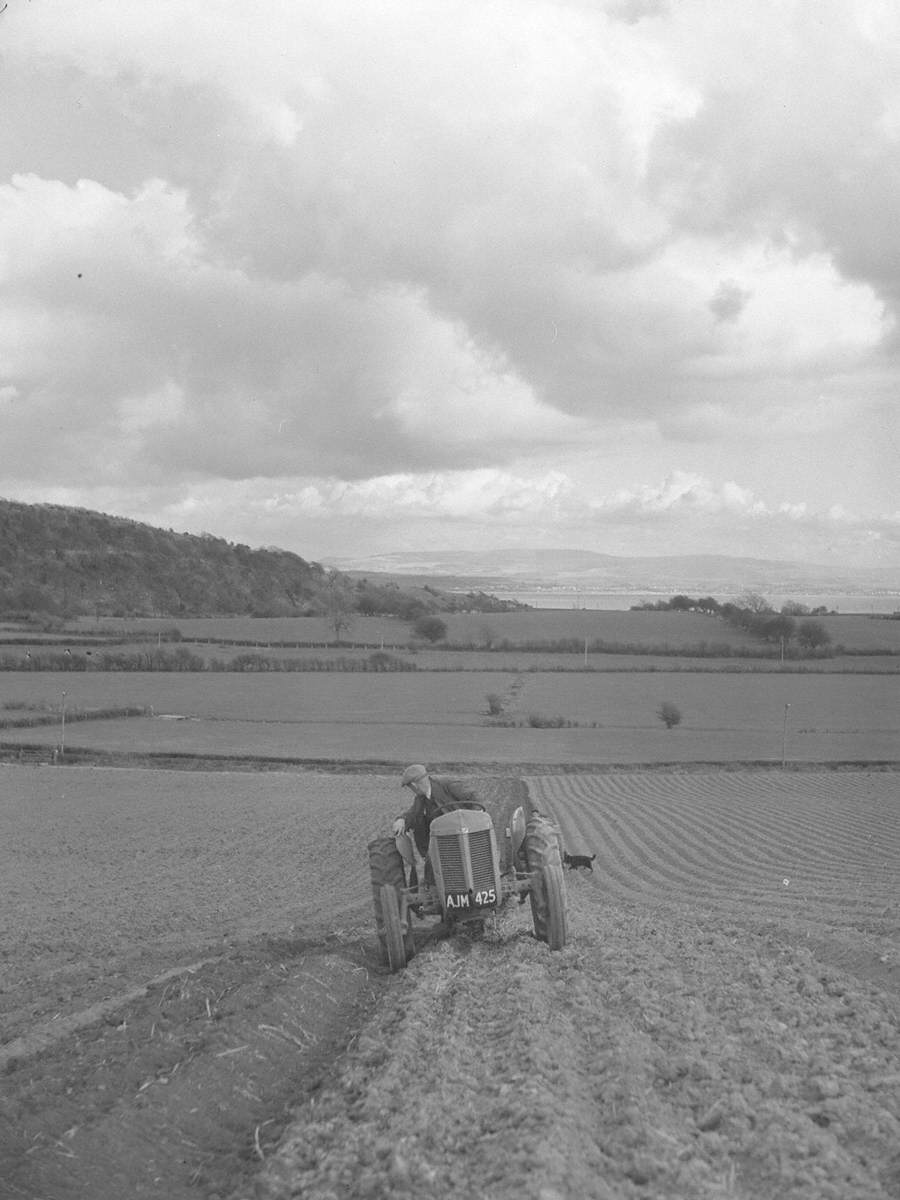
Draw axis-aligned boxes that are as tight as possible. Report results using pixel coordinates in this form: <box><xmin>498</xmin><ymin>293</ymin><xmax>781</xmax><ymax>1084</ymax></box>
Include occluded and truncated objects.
<box><xmin>430</xmin><ymin>808</ymin><xmax>493</xmax><ymax>836</ymax></box>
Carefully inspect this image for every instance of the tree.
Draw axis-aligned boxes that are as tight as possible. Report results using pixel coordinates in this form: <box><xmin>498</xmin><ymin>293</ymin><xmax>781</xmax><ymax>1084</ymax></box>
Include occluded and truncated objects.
<box><xmin>656</xmin><ymin>701</ymin><xmax>683</xmax><ymax>729</ymax></box>
<box><xmin>325</xmin><ymin>570</ymin><xmax>354</xmax><ymax>643</ymax></box>
<box><xmin>413</xmin><ymin>615</ymin><xmax>447</xmax><ymax>643</ymax></box>
<box><xmin>478</xmin><ymin>622</ymin><xmax>496</xmax><ymax>649</ymax></box>
<box><xmin>696</xmin><ymin>596</ymin><xmax>721</xmax><ymax>615</ymax></box>
<box><xmin>781</xmin><ymin>600</ymin><xmax>810</xmax><ymax>616</ymax></box>
<box><xmin>797</xmin><ymin>619</ymin><xmax>831</xmax><ymax>650</ymax></box>
<box><xmin>738</xmin><ymin>591</ymin><xmax>772</xmax><ymax>614</ymax></box>
<box><xmin>329</xmin><ymin>607</ymin><xmax>354</xmax><ymax>642</ymax></box>
<box><xmin>759</xmin><ymin>614</ymin><xmax>796</xmax><ymax>644</ymax></box>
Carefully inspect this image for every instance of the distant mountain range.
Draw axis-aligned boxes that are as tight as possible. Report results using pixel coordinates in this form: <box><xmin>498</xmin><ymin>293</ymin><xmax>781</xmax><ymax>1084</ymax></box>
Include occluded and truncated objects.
<box><xmin>325</xmin><ymin>549</ymin><xmax>900</xmax><ymax>598</ymax></box>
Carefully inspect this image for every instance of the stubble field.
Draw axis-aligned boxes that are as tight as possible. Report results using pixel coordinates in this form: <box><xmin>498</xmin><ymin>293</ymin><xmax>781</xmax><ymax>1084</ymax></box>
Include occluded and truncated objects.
<box><xmin>2</xmin><ymin>765</ymin><xmax>899</xmax><ymax>1199</ymax></box>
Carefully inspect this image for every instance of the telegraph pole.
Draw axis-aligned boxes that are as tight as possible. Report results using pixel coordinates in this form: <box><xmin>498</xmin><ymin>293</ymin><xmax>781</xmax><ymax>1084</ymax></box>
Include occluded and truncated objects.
<box><xmin>781</xmin><ymin>702</ymin><xmax>790</xmax><ymax>769</ymax></box>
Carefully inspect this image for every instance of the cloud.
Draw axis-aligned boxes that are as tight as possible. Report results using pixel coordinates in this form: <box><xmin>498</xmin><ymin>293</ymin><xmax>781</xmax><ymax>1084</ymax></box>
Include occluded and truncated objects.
<box><xmin>0</xmin><ymin>0</ymin><xmax>898</xmax><ymax>565</ymax></box>
<box><xmin>649</xmin><ymin>1</ymin><xmax>900</xmax><ymax>309</ymax></box>
<box><xmin>0</xmin><ymin>172</ymin><xmax>582</xmax><ymax>488</ymax></box>
<box><xmin>19</xmin><ymin>467</ymin><xmax>897</xmax><ymax>572</ymax></box>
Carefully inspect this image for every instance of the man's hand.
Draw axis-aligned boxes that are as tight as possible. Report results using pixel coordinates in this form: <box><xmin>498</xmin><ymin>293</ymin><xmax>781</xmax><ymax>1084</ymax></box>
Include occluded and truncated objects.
<box><xmin>392</xmin><ymin>817</ymin><xmax>406</xmax><ymax>837</ymax></box>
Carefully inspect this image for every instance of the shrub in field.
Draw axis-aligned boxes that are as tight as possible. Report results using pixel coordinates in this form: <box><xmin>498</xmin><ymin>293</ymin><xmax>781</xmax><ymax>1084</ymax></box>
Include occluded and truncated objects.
<box><xmin>657</xmin><ymin>701</ymin><xmax>683</xmax><ymax>729</ymax></box>
<box><xmin>413</xmin><ymin>615</ymin><xmax>448</xmax><ymax>643</ymax></box>
<box><xmin>231</xmin><ymin>653</ymin><xmax>274</xmax><ymax>671</ymax></box>
<box><xmin>367</xmin><ymin>651</ymin><xmax>413</xmax><ymax>671</ymax></box>
<box><xmin>527</xmin><ymin>712</ymin><xmax>570</xmax><ymax>728</ymax></box>
<box><xmin>797</xmin><ymin>619</ymin><xmax>831</xmax><ymax>650</ymax></box>
<box><xmin>485</xmin><ymin>692</ymin><xmax>505</xmax><ymax>716</ymax></box>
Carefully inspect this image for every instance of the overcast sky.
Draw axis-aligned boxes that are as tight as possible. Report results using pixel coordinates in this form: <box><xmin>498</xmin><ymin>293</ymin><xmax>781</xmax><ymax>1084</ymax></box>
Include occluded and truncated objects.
<box><xmin>1</xmin><ymin>0</ymin><xmax>898</xmax><ymax>567</ymax></box>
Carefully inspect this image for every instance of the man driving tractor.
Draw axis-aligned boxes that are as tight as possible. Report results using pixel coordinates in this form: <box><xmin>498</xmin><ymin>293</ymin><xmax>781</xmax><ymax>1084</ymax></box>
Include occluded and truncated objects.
<box><xmin>392</xmin><ymin>763</ymin><xmax>481</xmax><ymax>891</ymax></box>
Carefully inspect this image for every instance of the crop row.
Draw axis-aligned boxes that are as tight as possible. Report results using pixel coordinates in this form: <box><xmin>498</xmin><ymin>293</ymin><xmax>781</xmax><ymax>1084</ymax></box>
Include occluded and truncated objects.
<box><xmin>529</xmin><ymin>772</ymin><xmax>899</xmax><ymax>934</ymax></box>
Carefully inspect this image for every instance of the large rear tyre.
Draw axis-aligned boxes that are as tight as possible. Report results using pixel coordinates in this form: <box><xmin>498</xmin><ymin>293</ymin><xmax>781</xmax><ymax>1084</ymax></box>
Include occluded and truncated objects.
<box><xmin>368</xmin><ymin>837</ymin><xmax>414</xmax><ymax>965</ymax></box>
<box><xmin>508</xmin><ymin>805</ymin><xmax>528</xmax><ymax>873</ymax></box>
<box><xmin>525</xmin><ymin>816</ymin><xmax>565</xmax><ymax>945</ymax></box>
<box><xmin>380</xmin><ymin>884</ymin><xmax>408</xmax><ymax>972</ymax></box>
<box><xmin>541</xmin><ymin>864</ymin><xmax>568</xmax><ymax>950</ymax></box>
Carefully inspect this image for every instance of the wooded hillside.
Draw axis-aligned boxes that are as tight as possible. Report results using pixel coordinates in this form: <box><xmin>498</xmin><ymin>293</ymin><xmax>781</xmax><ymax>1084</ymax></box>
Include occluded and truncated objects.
<box><xmin>0</xmin><ymin>499</ymin><xmax>510</xmax><ymax>620</ymax></box>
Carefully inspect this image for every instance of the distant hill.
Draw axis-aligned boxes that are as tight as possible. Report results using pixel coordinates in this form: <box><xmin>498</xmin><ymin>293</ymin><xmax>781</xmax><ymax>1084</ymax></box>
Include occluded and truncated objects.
<box><xmin>325</xmin><ymin>548</ymin><xmax>900</xmax><ymax>598</ymax></box>
<box><xmin>0</xmin><ymin>500</ymin><xmax>516</xmax><ymax>621</ymax></box>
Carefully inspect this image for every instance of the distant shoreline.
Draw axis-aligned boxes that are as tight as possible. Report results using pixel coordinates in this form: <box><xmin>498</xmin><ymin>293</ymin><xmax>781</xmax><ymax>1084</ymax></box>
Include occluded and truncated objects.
<box><xmin>471</xmin><ymin>590</ymin><xmax>900</xmax><ymax>614</ymax></box>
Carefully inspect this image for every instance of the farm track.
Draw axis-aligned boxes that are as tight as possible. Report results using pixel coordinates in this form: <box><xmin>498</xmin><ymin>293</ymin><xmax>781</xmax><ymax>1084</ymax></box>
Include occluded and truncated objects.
<box><xmin>2</xmin><ymin>767</ymin><xmax>899</xmax><ymax>1198</ymax></box>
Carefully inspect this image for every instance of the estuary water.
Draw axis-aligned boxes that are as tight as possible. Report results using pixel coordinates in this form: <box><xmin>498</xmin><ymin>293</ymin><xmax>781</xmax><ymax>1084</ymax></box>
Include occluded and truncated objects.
<box><xmin>492</xmin><ymin>590</ymin><xmax>900</xmax><ymax>614</ymax></box>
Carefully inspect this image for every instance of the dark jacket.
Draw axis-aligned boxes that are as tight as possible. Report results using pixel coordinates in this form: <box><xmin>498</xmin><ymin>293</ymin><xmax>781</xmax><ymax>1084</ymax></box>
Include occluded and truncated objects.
<box><xmin>401</xmin><ymin>777</ymin><xmax>480</xmax><ymax>855</ymax></box>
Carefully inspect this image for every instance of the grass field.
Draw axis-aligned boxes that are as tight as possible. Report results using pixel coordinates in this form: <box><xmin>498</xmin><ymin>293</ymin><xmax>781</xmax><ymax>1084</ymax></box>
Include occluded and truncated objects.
<box><xmin>1</xmin><ymin>667</ymin><xmax>897</xmax><ymax>765</ymax></box>
<box><xmin>59</xmin><ymin>610</ymin><xmax>900</xmax><ymax>653</ymax></box>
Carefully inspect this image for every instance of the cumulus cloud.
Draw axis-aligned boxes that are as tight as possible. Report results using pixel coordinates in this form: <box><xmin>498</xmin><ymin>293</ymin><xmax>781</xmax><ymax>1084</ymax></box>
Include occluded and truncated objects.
<box><xmin>0</xmin><ymin>0</ymin><xmax>898</xmax><ymax>566</ymax></box>
<box><xmin>0</xmin><ymin>172</ymin><xmax>583</xmax><ymax>487</ymax></box>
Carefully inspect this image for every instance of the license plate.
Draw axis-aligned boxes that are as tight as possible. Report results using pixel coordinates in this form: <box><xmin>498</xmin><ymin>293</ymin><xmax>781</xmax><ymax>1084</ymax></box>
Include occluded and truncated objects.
<box><xmin>444</xmin><ymin>887</ymin><xmax>496</xmax><ymax>913</ymax></box>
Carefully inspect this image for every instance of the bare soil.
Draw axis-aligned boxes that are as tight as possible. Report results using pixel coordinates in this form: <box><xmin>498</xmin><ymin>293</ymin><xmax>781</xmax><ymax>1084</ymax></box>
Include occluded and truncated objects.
<box><xmin>251</xmin><ymin>889</ymin><xmax>900</xmax><ymax>1200</ymax></box>
<box><xmin>2</xmin><ymin>766</ymin><xmax>899</xmax><ymax>1199</ymax></box>
<box><xmin>1</xmin><ymin>935</ymin><xmax>389</xmax><ymax>1199</ymax></box>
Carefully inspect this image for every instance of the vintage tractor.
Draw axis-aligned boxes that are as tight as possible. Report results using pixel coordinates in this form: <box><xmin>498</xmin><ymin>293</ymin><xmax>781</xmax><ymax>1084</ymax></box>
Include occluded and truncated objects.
<box><xmin>367</xmin><ymin>802</ymin><xmax>567</xmax><ymax>971</ymax></box>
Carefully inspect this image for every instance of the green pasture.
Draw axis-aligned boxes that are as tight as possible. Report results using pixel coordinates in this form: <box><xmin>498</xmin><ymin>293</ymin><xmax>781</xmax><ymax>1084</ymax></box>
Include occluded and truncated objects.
<box><xmin>2</xmin><ymin>669</ymin><xmax>897</xmax><ymax>766</ymax></box>
<box><xmin>63</xmin><ymin>610</ymin><xmax>900</xmax><ymax>654</ymax></box>
<box><xmin>815</xmin><ymin>613</ymin><xmax>900</xmax><ymax>651</ymax></box>
<box><xmin>515</xmin><ymin>671</ymin><xmax>898</xmax><ymax>736</ymax></box>
<box><xmin>67</xmin><ymin>610</ymin><xmax>766</xmax><ymax>649</ymax></box>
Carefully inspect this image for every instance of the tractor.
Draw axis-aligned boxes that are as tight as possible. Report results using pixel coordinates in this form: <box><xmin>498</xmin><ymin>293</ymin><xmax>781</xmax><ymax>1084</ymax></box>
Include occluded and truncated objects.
<box><xmin>367</xmin><ymin>801</ymin><xmax>567</xmax><ymax>971</ymax></box>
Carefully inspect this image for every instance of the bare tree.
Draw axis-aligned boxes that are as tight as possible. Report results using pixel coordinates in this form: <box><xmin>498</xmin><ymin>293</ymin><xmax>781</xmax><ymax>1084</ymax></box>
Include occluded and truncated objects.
<box><xmin>325</xmin><ymin>571</ymin><xmax>354</xmax><ymax>643</ymax></box>
<box><xmin>737</xmin><ymin>591</ymin><xmax>772</xmax><ymax>614</ymax></box>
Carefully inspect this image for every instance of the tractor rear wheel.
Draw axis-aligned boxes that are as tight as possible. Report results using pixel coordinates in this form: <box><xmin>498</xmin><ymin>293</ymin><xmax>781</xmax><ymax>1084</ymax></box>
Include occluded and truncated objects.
<box><xmin>368</xmin><ymin>837</ymin><xmax>414</xmax><ymax>966</ymax></box>
<box><xmin>380</xmin><ymin>884</ymin><xmax>408</xmax><ymax>972</ymax></box>
<box><xmin>541</xmin><ymin>864</ymin><xmax>568</xmax><ymax>950</ymax></box>
<box><xmin>525</xmin><ymin>816</ymin><xmax>565</xmax><ymax>946</ymax></box>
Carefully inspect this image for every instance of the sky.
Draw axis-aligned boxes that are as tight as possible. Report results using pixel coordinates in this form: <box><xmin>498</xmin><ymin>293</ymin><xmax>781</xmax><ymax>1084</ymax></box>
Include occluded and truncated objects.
<box><xmin>1</xmin><ymin>0</ymin><xmax>898</xmax><ymax>569</ymax></box>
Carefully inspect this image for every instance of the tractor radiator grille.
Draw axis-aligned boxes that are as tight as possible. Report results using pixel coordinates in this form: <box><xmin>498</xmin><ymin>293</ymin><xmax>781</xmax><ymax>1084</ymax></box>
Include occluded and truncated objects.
<box><xmin>434</xmin><ymin>829</ymin><xmax>495</xmax><ymax>894</ymax></box>
<box><xmin>467</xmin><ymin>829</ymin><xmax>495</xmax><ymax>887</ymax></box>
<box><xmin>435</xmin><ymin>835</ymin><xmax>464</xmax><ymax>891</ymax></box>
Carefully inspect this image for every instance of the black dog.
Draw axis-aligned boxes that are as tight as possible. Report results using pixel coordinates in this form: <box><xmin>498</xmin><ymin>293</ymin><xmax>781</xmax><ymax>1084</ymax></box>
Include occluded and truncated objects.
<box><xmin>563</xmin><ymin>852</ymin><xmax>596</xmax><ymax>871</ymax></box>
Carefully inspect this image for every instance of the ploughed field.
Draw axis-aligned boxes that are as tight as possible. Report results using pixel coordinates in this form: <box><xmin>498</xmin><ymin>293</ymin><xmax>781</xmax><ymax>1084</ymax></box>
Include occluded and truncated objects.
<box><xmin>2</xmin><ymin>766</ymin><xmax>899</xmax><ymax>1199</ymax></box>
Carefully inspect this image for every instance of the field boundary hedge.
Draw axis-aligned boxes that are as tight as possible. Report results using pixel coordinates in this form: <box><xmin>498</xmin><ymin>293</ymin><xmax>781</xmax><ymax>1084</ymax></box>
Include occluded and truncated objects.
<box><xmin>2</xmin><ymin>658</ymin><xmax>896</xmax><ymax>675</ymax></box>
<box><xmin>0</xmin><ymin>706</ymin><xmax>149</xmax><ymax>730</ymax></box>
<box><xmin>2</xmin><ymin>744</ymin><xmax>898</xmax><ymax>773</ymax></box>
